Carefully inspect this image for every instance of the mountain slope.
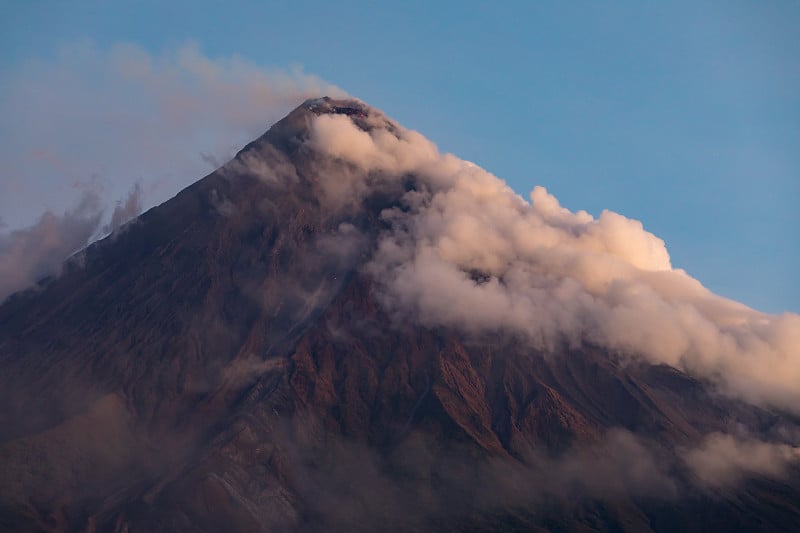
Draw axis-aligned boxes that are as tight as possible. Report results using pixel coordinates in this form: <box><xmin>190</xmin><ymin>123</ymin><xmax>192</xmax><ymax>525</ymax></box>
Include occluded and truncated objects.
<box><xmin>1</xmin><ymin>97</ymin><xmax>799</xmax><ymax>532</ymax></box>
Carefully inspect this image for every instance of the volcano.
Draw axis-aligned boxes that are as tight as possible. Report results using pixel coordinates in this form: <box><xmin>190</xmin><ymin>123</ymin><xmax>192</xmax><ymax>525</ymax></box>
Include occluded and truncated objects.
<box><xmin>1</xmin><ymin>97</ymin><xmax>799</xmax><ymax>532</ymax></box>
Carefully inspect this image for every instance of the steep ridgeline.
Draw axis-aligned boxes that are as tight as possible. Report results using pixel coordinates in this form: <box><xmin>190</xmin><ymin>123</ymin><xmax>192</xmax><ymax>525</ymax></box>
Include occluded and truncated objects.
<box><xmin>1</xmin><ymin>98</ymin><xmax>799</xmax><ymax>532</ymax></box>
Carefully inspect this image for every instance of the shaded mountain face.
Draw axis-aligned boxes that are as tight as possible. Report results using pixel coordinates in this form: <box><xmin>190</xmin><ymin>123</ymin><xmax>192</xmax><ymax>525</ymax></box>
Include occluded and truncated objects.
<box><xmin>1</xmin><ymin>97</ymin><xmax>799</xmax><ymax>532</ymax></box>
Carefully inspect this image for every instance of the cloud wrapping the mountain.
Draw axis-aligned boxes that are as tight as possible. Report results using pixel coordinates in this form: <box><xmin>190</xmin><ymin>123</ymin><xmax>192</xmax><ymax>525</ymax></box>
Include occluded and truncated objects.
<box><xmin>308</xmin><ymin>110</ymin><xmax>800</xmax><ymax>414</ymax></box>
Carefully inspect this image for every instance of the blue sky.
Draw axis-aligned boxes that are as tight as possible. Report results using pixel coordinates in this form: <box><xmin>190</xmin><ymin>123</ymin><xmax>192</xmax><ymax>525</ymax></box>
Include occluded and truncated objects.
<box><xmin>1</xmin><ymin>1</ymin><xmax>797</xmax><ymax>313</ymax></box>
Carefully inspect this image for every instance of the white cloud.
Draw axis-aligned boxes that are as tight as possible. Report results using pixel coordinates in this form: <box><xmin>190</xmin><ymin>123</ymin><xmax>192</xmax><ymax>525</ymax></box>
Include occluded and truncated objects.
<box><xmin>307</xmin><ymin>106</ymin><xmax>800</xmax><ymax>414</ymax></box>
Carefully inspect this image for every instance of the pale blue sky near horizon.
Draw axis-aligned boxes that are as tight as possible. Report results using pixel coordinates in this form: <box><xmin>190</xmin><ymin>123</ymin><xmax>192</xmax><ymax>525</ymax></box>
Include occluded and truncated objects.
<box><xmin>1</xmin><ymin>1</ymin><xmax>798</xmax><ymax>313</ymax></box>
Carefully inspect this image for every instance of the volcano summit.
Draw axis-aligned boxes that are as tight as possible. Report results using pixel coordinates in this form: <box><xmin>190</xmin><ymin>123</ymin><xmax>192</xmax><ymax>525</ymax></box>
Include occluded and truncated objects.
<box><xmin>1</xmin><ymin>97</ymin><xmax>799</xmax><ymax>532</ymax></box>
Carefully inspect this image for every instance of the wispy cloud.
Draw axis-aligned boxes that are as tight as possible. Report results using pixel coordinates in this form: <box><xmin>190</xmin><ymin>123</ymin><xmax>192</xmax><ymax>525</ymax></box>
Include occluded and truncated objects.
<box><xmin>682</xmin><ymin>432</ymin><xmax>800</xmax><ymax>489</ymax></box>
<box><xmin>0</xmin><ymin>190</ymin><xmax>102</xmax><ymax>302</ymax></box>
<box><xmin>0</xmin><ymin>41</ymin><xmax>344</xmax><ymax>300</ymax></box>
<box><xmin>0</xmin><ymin>40</ymin><xmax>344</xmax><ymax>229</ymax></box>
<box><xmin>0</xmin><ymin>182</ymin><xmax>147</xmax><ymax>302</ymax></box>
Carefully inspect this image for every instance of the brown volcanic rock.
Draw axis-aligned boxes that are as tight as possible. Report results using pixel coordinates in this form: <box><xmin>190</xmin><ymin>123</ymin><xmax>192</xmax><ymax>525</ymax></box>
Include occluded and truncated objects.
<box><xmin>1</xmin><ymin>98</ymin><xmax>799</xmax><ymax>532</ymax></box>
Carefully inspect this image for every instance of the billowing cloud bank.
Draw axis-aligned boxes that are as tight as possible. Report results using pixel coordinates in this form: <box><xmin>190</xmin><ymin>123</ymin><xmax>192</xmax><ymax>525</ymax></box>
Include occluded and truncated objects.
<box><xmin>308</xmin><ymin>110</ymin><xmax>800</xmax><ymax>415</ymax></box>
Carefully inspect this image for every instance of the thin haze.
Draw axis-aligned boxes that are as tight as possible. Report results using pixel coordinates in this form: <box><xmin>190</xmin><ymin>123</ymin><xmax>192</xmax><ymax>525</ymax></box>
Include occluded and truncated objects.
<box><xmin>0</xmin><ymin>42</ymin><xmax>344</xmax><ymax>300</ymax></box>
<box><xmin>0</xmin><ymin>41</ymin><xmax>344</xmax><ymax>228</ymax></box>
